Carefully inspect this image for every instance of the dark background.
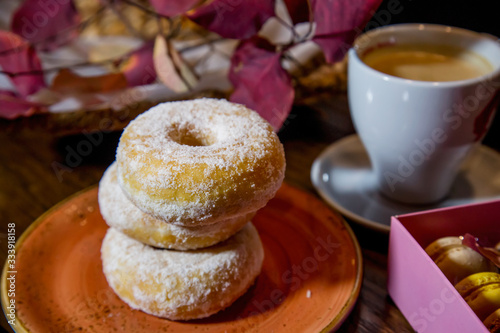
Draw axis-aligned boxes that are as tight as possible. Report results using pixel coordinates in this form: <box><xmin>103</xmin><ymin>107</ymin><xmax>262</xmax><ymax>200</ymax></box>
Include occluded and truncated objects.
<box><xmin>372</xmin><ymin>0</ymin><xmax>499</xmax><ymax>37</ymax></box>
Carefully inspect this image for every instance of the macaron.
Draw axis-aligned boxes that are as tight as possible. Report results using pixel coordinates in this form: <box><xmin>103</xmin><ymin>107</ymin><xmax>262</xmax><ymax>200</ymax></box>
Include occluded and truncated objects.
<box><xmin>484</xmin><ymin>308</ymin><xmax>500</xmax><ymax>333</ymax></box>
<box><xmin>425</xmin><ymin>236</ymin><xmax>498</xmax><ymax>285</ymax></box>
<box><xmin>455</xmin><ymin>272</ymin><xmax>500</xmax><ymax>321</ymax></box>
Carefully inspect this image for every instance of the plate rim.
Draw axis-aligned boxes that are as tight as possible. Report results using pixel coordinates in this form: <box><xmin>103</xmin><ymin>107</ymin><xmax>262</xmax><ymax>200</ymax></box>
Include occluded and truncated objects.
<box><xmin>319</xmin><ymin>200</ymin><xmax>364</xmax><ymax>332</ymax></box>
<box><xmin>311</xmin><ymin>135</ymin><xmax>390</xmax><ymax>233</ymax></box>
<box><xmin>1</xmin><ymin>185</ymin><xmax>98</xmax><ymax>333</ymax></box>
<box><xmin>2</xmin><ymin>183</ymin><xmax>363</xmax><ymax>333</ymax></box>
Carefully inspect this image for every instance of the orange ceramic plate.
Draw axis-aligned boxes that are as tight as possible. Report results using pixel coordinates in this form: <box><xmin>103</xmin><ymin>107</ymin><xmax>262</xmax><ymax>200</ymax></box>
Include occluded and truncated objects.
<box><xmin>2</xmin><ymin>183</ymin><xmax>362</xmax><ymax>332</ymax></box>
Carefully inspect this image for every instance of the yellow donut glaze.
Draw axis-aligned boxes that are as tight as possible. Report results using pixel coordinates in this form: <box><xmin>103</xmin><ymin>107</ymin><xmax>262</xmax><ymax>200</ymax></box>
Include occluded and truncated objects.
<box><xmin>98</xmin><ymin>162</ymin><xmax>255</xmax><ymax>250</ymax></box>
<box><xmin>116</xmin><ymin>98</ymin><xmax>285</xmax><ymax>226</ymax></box>
<box><xmin>101</xmin><ymin>224</ymin><xmax>264</xmax><ymax>320</ymax></box>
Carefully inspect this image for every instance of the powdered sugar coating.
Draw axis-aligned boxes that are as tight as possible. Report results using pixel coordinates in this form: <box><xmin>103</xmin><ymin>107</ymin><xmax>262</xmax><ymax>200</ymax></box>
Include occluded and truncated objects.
<box><xmin>116</xmin><ymin>98</ymin><xmax>286</xmax><ymax>226</ymax></box>
<box><xmin>98</xmin><ymin>162</ymin><xmax>254</xmax><ymax>250</ymax></box>
<box><xmin>101</xmin><ymin>225</ymin><xmax>264</xmax><ymax>320</ymax></box>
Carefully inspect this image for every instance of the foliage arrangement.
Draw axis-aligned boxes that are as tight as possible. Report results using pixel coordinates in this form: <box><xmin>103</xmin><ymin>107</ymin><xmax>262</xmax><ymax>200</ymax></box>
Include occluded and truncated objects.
<box><xmin>0</xmin><ymin>0</ymin><xmax>381</xmax><ymax>130</ymax></box>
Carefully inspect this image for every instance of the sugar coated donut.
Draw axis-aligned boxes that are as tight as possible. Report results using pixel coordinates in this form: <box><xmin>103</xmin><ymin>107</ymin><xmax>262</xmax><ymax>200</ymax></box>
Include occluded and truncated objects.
<box><xmin>98</xmin><ymin>162</ymin><xmax>254</xmax><ymax>250</ymax></box>
<box><xmin>116</xmin><ymin>98</ymin><xmax>285</xmax><ymax>226</ymax></box>
<box><xmin>101</xmin><ymin>224</ymin><xmax>264</xmax><ymax>320</ymax></box>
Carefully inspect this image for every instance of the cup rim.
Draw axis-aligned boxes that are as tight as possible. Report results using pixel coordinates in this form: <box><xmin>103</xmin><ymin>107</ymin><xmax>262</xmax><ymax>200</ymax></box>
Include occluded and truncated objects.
<box><xmin>350</xmin><ymin>23</ymin><xmax>500</xmax><ymax>87</ymax></box>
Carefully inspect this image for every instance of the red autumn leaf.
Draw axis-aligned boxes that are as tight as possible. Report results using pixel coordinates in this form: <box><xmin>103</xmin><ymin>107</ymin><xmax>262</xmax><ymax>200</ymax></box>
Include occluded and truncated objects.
<box><xmin>51</xmin><ymin>68</ymin><xmax>128</xmax><ymax>94</ymax></box>
<box><xmin>187</xmin><ymin>0</ymin><xmax>276</xmax><ymax>39</ymax></box>
<box><xmin>0</xmin><ymin>30</ymin><xmax>46</xmax><ymax>98</ymax></box>
<box><xmin>0</xmin><ymin>90</ymin><xmax>39</xmax><ymax>119</ymax></box>
<box><xmin>121</xmin><ymin>41</ymin><xmax>156</xmax><ymax>87</ymax></box>
<box><xmin>311</xmin><ymin>0</ymin><xmax>382</xmax><ymax>63</ymax></box>
<box><xmin>283</xmin><ymin>0</ymin><xmax>310</xmax><ymax>25</ymax></box>
<box><xmin>229</xmin><ymin>37</ymin><xmax>294</xmax><ymax>131</ymax></box>
<box><xmin>149</xmin><ymin>0</ymin><xmax>201</xmax><ymax>17</ymax></box>
<box><xmin>10</xmin><ymin>0</ymin><xmax>80</xmax><ymax>51</ymax></box>
<box><xmin>462</xmin><ymin>233</ymin><xmax>500</xmax><ymax>269</ymax></box>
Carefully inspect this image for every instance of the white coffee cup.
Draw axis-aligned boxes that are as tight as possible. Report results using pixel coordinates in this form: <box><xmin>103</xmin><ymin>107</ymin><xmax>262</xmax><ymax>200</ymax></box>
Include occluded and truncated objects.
<box><xmin>348</xmin><ymin>24</ymin><xmax>500</xmax><ymax>204</ymax></box>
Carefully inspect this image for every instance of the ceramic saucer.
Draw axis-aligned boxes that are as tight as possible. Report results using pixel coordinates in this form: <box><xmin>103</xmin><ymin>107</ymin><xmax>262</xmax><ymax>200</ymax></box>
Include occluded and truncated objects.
<box><xmin>311</xmin><ymin>134</ymin><xmax>500</xmax><ymax>232</ymax></box>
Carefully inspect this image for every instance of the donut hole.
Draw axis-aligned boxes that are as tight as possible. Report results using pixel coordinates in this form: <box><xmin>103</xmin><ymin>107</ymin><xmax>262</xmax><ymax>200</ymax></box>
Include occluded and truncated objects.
<box><xmin>176</xmin><ymin>133</ymin><xmax>206</xmax><ymax>147</ymax></box>
<box><xmin>167</xmin><ymin>124</ymin><xmax>215</xmax><ymax>147</ymax></box>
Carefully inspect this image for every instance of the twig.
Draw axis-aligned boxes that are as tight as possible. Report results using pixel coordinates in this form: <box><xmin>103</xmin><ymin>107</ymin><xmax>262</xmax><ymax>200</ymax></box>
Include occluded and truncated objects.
<box><xmin>165</xmin><ymin>17</ymin><xmax>183</xmax><ymax>40</ymax></box>
<box><xmin>303</xmin><ymin>0</ymin><xmax>315</xmax><ymax>41</ymax></box>
<box><xmin>293</xmin><ymin>0</ymin><xmax>314</xmax><ymax>44</ymax></box>
<box><xmin>273</xmin><ymin>15</ymin><xmax>298</xmax><ymax>46</ymax></box>
<box><xmin>0</xmin><ymin>57</ymin><xmax>120</xmax><ymax>78</ymax></box>
<box><xmin>108</xmin><ymin>1</ymin><xmax>144</xmax><ymax>39</ymax></box>
<box><xmin>188</xmin><ymin>39</ymin><xmax>217</xmax><ymax>69</ymax></box>
<box><xmin>120</xmin><ymin>0</ymin><xmax>170</xmax><ymax>19</ymax></box>
<box><xmin>178</xmin><ymin>37</ymin><xmax>226</xmax><ymax>54</ymax></box>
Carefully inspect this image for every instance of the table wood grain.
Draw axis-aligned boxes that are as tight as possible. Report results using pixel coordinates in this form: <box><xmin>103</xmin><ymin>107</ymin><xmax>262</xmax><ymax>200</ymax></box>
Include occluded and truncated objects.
<box><xmin>1</xmin><ymin>93</ymin><xmax>498</xmax><ymax>332</ymax></box>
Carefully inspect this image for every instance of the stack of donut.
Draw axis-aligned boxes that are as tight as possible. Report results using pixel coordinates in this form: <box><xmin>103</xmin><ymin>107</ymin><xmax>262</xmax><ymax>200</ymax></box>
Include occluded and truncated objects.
<box><xmin>98</xmin><ymin>98</ymin><xmax>286</xmax><ymax>320</ymax></box>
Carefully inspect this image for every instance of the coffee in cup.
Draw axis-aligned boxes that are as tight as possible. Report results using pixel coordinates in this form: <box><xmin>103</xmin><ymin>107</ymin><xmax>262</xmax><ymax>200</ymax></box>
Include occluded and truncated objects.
<box><xmin>348</xmin><ymin>24</ymin><xmax>500</xmax><ymax>204</ymax></box>
<box><xmin>362</xmin><ymin>43</ymin><xmax>493</xmax><ymax>82</ymax></box>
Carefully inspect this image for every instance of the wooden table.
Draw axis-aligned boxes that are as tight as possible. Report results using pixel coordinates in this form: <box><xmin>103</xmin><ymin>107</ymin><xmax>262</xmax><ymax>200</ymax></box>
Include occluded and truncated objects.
<box><xmin>1</xmin><ymin>93</ymin><xmax>498</xmax><ymax>332</ymax></box>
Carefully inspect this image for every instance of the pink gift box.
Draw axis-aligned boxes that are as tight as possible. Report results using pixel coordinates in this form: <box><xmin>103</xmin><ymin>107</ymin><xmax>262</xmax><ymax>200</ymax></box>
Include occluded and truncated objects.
<box><xmin>387</xmin><ymin>199</ymin><xmax>500</xmax><ymax>333</ymax></box>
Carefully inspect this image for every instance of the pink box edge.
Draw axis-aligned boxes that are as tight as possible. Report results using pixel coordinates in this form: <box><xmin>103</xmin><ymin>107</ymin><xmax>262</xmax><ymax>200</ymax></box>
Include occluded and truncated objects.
<box><xmin>387</xmin><ymin>199</ymin><xmax>500</xmax><ymax>333</ymax></box>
